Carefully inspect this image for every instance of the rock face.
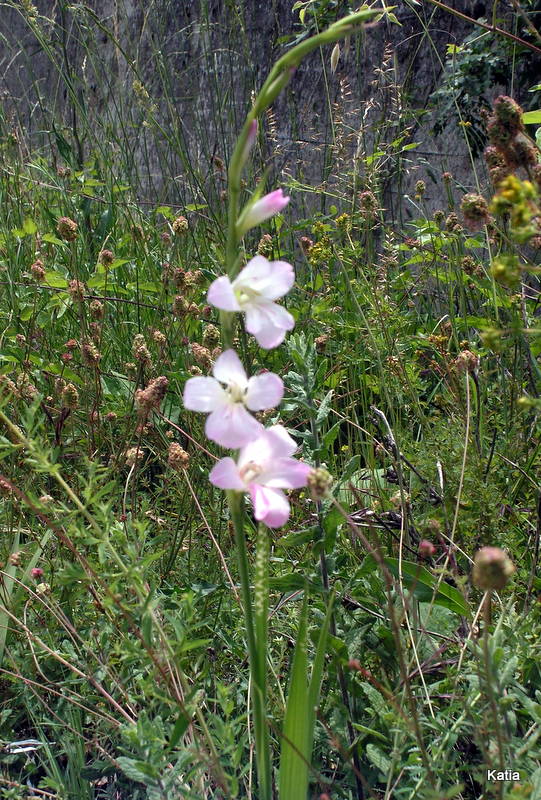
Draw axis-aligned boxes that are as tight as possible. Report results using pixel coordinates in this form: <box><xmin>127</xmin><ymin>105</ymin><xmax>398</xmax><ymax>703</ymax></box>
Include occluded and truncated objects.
<box><xmin>0</xmin><ymin>1</ymin><xmax>535</xmax><ymax>211</ymax></box>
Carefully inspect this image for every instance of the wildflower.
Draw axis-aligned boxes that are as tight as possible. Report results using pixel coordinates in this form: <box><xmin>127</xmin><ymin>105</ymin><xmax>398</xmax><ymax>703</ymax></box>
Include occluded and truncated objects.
<box><xmin>184</xmin><ymin>349</ymin><xmax>283</xmax><ymax>448</ymax></box>
<box><xmin>208</xmin><ymin>255</ymin><xmax>295</xmax><ymax>349</ymax></box>
<box><xmin>30</xmin><ymin>567</ymin><xmax>44</xmax><ymax>579</ymax></box>
<box><xmin>57</xmin><ymin>217</ymin><xmax>78</xmax><ymax>242</ymax></box>
<box><xmin>209</xmin><ymin>425</ymin><xmax>311</xmax><ymax>528</ymax></box>
<box><xmin>236</xmin><ymin>189</ymin><xmax>290</xmax><ymax>237</ymax></box>
<box><xmin>168</xmin><ymin>442</ymin><xmax>190</xmax><ymax>470</ymax></box>
<box><xmin>472</xmin><ymin>546</ymin><xmax>515</xmax><ymax>591</ymax></box>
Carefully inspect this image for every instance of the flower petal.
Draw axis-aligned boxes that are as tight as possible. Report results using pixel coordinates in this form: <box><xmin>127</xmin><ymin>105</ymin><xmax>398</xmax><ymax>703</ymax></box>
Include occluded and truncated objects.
<box><xmin>212</xmin><ymin>349</ymin><xmax>248</xmax><ymax>389</ymax></box>
<box><xmin>245</xmin><ymin>372</ymin><xmax>283</xmax><ymax>411</ymax></box>
<box><xmin>209</xmin><ymin>457</ymin><xmax>245</xmax><ymax>490</ymax></box>
<box><xmin>237</xmin><ymin>425</ymin><xmax>296</xmax><ymax>472</ymax></box>
<box><xmin>249</xmin><ymin>484</ymin><xmax>290</xmax><ymax>528</ymax></box>
<box><xmin>262</xmin><ymin>457</ymin><xmax>312</xmax><ymax>489</ymax></box>
<box><xmin>234</xmin><ymin>256</ymin><xmax>294</xmax><ymax>301</ymax></box>
<box><xmin>245</xmin><ymin>301</ymin><xmax>295</xmax><ymax>349</ymax></box>
<box><xmin>207</xmin><ymin>276</ymin><xmax>241</xmax><ymax>311</ymax></box>
<box><xmin>237</xmin><ymin>190</ymin><xmax>290</xmax><ymax>236</ymax></box>
<box><xmin>205</xmin><ymin>404</ymin><xmax>263</xmax><ymax>448</ymax></box>
<box><xmin>183</xmin><ymin>377</ymin><xmax>226</xmax><ymax>413</ymax></box>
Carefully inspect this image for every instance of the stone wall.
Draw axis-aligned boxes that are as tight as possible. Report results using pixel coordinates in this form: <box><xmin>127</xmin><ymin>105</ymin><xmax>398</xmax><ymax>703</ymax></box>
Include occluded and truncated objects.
<box><xmin>0</xmin><ymin>0</ymin><xmax>532</xmax><ymax>214</ymax></box>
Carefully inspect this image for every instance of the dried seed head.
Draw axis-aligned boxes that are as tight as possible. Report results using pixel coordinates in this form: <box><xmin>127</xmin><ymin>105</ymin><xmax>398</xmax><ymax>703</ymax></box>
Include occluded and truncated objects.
<box><xmin>30</xmin><ymin>259</ymin><xmax>45</xmax><ymax>282</ymax></box>
<box><xmin>81</xmin><ymin>341</ymin><xmax>101</xmax><ymax>367</ymax></box>
<box><xmin>135</xmin><ymin>375</ymin><xmax>169</xmax><ymax>414</ymax></box>
<box><xmin>299</xmin><ymin>236</ymin><xmax>314</xmax><ymax>255</ymax></box>
<box><xmin>98</xmin><ymin>249</ymin><xmax>114</xmax><ymax>266</ymax></box>
<box><xmin>307</xmin><ymin>467</ymin><xmax>333</xmax><ymax>500</ymax></box>
<box><xmin>172</xmin><ymin>295</ymin><xmax>188</xmax><ymax>317</ymax></box>
<box><xmin>168</xmin><ymin>442</ymin><xmax>190</xmax><ymax>470</ymax></box>
<box><xmin>191</xmin><ymin>343</ymin><xmax>212</xmax><ymax>370</ymax></box>
<box><xmin>68</xmin><ymin>279</ymin><xmax>85</xmax><ymax>302</ymax></box>
<box><xmin>472</xmin><ymin>546</ymin><xmax>515</xmax><ymax>591</ymax></box>
<box><xmin>257</xmin><ymin>233</ymin><xmax>274</xmax><ymax>258</ymax></box>
<box><xmin>16</xmin><ymin>374</ymin><xmax>38</xmax><ymax>400</ymax></box>
<box><xmin>454</xmin><ymin>349</ymin><xmax>480</xmax><ymax>374</ymax></box>
<box><xmin>132</xmin><ymin>334</ymin><xmax>152</xmax><ymax>366</ymax></box>
<box><xmin>460</xmin><ymin>193</ymin><xmax>490</xmax><ymax>231</ymax></box>
<box><xmin>61</xmin><ymin>382</ymin><xmax>79</xmax><ymax>410</ymax></box>
<box><xmin>202</xmin><ymin>324</ymin><xmax>220</xmax><ymax>349</ymax></box>
<box><xmin>57</xmin><ymin>217</ymin><xmax>78</xmax><ymax>242</ymax></box>
<box><xmin>125</xmin><ymin>447</ymin><xmax>144</xmax><ymax>467</ymax></box>
<box><xmin>152</xmin><ymin>330</ymin><xmax>167</xmax><ymax>346</ymax></box>
<box><xmin>9</xmin><ymin>551</ymin><xmax>21</xmax><ymax>566</ymax></box>
<box><xmin>172</xmin><ymin>215</ymin><xmax>189</xmax><ymax>235</ymax></box>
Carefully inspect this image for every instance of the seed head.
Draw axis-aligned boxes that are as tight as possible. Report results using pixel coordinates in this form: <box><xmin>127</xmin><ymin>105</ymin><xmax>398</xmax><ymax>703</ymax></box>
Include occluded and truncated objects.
<box><xmin>202</xmin><ymin>324</ymin><xmax>220</xmax><ymax>349</ymax></box>
<box><xmin>98</xmin><ymin>249</ymin><xmax>114</xmax><ymax>267</ymax></box>
<box><xmin>152</xmin><ymin>330</ymin><xmax>167</xmax><ymax>347</ymax></box>
<box><xmin>307</xmin><ymin>467</ymin><xmax>333</xmax><ymax>500</ymax></box>
<box><xmin>172</xmin><ymin>215</ymin><xmax>189</xmax><ymax>235</ymax></box>
<box><xmin>257</xmin><ymin>233</ymin><xmax>274</xmax><ymax>258</ymax></box>
<box><xmin>30</xmin><ymin>259</ymin><xmax>45</xmax><ymax>282</ymax></box>
<box><xmin>460</xmin><ymin>193</ymin><xmax>490</xmax><ymax>231</ymax></box>
<box><xmin>125</xmin><ymin>447</ymin><xmax>144</xmax><ymax>467</ymax></box>
<box><xmin>472</xmin><ymin>546</ymin><xmax>515</xmax><ymax>591</ymax></box>
<box><xmin>81</xmin><ymin>341</ymin><xmax>101</xmax><ymax>367</ymax></box>
<box><xmin>135</xmin><ymin>375</ymin><xmax>169</xmax><ymax>414</ymax></box>
<box><xmin>132</xmin><ymin>334</ymin><xmax>152</xmax><ymax>366</ymax></box>
<box><xmin>61</xmin><ymin>382</ymin><xmax>79</xmax><ymax>410</ymax></box>
<box><xmin>168</xmin><ymin>442</ymin><xmax>190</xmax><ymax>470</ymax></box>
<box><xmin>57</xmin><ymin>217</ymin><xmax>78</xmax><ymax>242</ymax></box>
<box><xmin>88</xmin><ymin>302</ymin><xmax>104</xmax><ymax>325</ymax></box>
<box><xmin>191</xmin><ymin>343</ymin><xmax>212</xmax><ymax>371</ymax></box>
<box><xmin>419</xmin><ymin>539</ymin><xmax>436</xmax><ymax>558</ymax></box>
<box><xmin>68</xmin><ymin>279</ymin><xmax>85</xmax><ymax>302</ymax></box>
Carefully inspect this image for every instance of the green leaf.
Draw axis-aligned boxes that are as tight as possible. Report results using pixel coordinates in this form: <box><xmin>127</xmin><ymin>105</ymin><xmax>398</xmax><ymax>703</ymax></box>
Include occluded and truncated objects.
<box><xmin>279</xmin><ymin>596</ymin><xmax>310</xmax><ymax>800</ymax></box>
<box><xmin>23</xmin><ymin>218</ymin><xmax>37</xmax><ymax>235</ymax></box>
<box><xmin>384</xmin><ymin>558</ymin><xmax>470</xmax><ymax>618</ymax></box>
<box><xmin>44</xmin><ymin>271</ymin><xmax>68</xmax><ymax>288</ymax></box>
<box><xmin>42</xmin><ymin>233</ymin><xmax>65</xmax><ymax>246</ymax></box>
<box><xmin>522</xmin><ymin>110</ymin><xmax>541</xmax><ymax>124</ymax></box>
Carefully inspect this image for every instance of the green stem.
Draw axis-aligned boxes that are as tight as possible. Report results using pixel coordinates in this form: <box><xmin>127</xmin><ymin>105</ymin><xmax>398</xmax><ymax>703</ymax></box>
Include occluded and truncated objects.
<box><xmin>228</xmin><ymin>493</ymin><xmax>271</xmax><ymax>800</ymax></box>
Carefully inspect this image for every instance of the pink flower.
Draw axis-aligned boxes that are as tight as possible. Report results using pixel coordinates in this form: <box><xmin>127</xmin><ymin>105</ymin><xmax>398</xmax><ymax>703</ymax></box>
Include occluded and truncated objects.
<box><xmin>237</xmin><ymin>189</ymin><xmax>290</xmax><ymax>236</ymax></box>
<box><xmin>207</xmin><ymin>256</ymin><xmax>295</xmax><ymax>349</ymax></box>
<box><xmin>209</xmin><ymin>425</ymin><xmax>311</xmax><ymax>528</ymax></box>
<box><xmin>183</xmin><ymin>349</ymin><xmax>283</xmax><ymax>448</ymax></box>
<box><xmin>30</xmin><ymin>568</ymin><xmax>44</xmax><ymax>579</ymax></box>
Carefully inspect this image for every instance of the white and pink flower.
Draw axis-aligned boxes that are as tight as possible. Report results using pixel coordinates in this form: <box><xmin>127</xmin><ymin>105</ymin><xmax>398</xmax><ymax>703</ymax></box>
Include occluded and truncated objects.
<box><xmin>207</xmin><ymin>255</ymin><xmax>295</xmax><ymax>349</ymax></box>
<box><xmin>183</xmin><ymin>349</ymin><xmax>283</xmax><ymax>448</ymax></box>
<box><xmin>209</xmin><ymin>425</ymin><xmax>311</xmax><ymax>528</ymax></box>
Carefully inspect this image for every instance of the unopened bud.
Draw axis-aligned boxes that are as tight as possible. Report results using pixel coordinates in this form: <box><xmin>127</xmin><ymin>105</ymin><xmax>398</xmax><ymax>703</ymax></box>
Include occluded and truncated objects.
<box><xmin>472</xmin><ymin>546</ymin><xmax>515</xmax><ymax>591</ymax></box>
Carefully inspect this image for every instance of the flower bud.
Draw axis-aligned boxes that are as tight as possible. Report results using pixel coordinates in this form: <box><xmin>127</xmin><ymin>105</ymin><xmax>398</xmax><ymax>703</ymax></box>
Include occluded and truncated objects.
<box><xmin>236</xmin><ymin>189</ymin><xmax>290</xmax><ymax>237</ymax></box>
<box><xmin>472</xmin><ymin>546</ymin><xmax>515</xmax><ymax>591</ymax></box>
